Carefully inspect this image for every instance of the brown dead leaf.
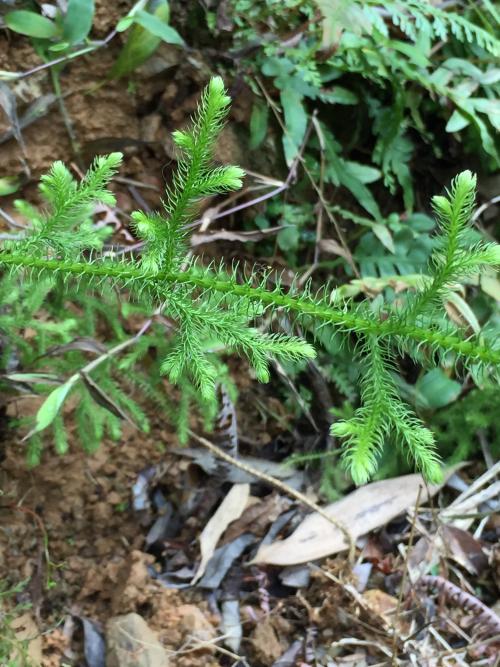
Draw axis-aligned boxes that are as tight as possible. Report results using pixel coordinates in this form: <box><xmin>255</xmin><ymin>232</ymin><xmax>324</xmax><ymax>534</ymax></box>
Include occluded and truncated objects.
<box><xmin>440</xmin><ymin>525</ymin><xmax>488</xmax><ymax>575</ymax></box>
<box><xmin>10</xmin><ymin>613</ymin><xmax>42</xmax><ymax>666</ymax></box>
<box><xmin>253</xmin><ymin>470</ymin><xmax>457</xmax><ymax>566</ymax></box>
<box><xmin>251</xmin><ymin>617</ymin><xmax>284</xmax><ymax>665</ymax></box>
<box><xmin>362</xmin><ymin>590</ymin><xmax>401</xmax><ymax>630</ymax></box>
<box><xmin>223</xmin><ymin>493</ymin><xmax>290</xmax><ymax>543</ymax></box>
<box><xmin>191</xmin><ymin>483</ymin><xmax>250</xmax><ymax>584</ymax></box>
<box><xmin>407</xmin><ymin>536</ymin><xmax>436</xmax><ymax>583</ymax></box>
<box><xmin>318</xmin><ymin>238</ymin><xmax>352</xmax><ymax>262</ymax></box>
<box><xmin>191</xmin><ymin>226</ymin><xmax>283</xmax><ymax>246</ymax></box>
<box><xmin>177</xmin><ymin>604</ymin><xmax>216</xmax><ymax>644</ymax></box>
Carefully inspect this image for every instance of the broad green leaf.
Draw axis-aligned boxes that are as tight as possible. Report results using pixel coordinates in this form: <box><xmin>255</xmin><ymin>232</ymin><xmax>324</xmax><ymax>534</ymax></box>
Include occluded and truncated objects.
<box><xmin>117</xmin><ymin>0</ymin><xmax>149</xmax><ymax>30</ymax></box>
<box><xmin>314</xmin><ymin>0</ymin><xmax>372</xmax><ymax>46</ymax></box>
<box><xmin>249</xmin><ymin>101</ymin><xmax>268</xmax><ymax>150</ymax></box>
<box><xmin>281</xmin><ymin>88</ymin><xmax>308</xmax><ymax>166</ymax></box>
<box><xmin>344</xmin><ymin>161</ymin><xmax>381</xmax><ymax>184</ymax></box>
<box><xmin>479</xmin><ymin>68</ymin><xmax>500</xmax><ymax>85</ymax></box>
<box><xmin>322</xmin><ymin>128</ymin><xmax>382</xmax><ymax>220</ymax></box>
<box><xmin>416</xmin><ymin>369</ymin><xmax>461</xmax><ymax>410</ymax></box>
<box><xmin>454</xmin><ymin>81</ymin><xmax>479</xmax><ymax>99</ymax></box>
<box><xmin>471</xmin><ymin>98</ymin><xmax>500</xmax><ymax>131</ymax></box>
<box><xmin>116</xmin><ymin>15</ymin><xmax>135</xmax><ymax>31</ymax></box>
<box><xmin>134</xmin><ymin>9</ymin><xmax>184</xmax><ymax>45</ymax></box>
<box><xmin>446</xmin><ymin>109</ymin><xmax>469</xmax><ymax>133</ymax></box>
<box><xmin>109</xmin><ymin>3</ymin><xmax>177</xmax><ymax>78</ymax></box>
<box><xmin>372</xmin><ymin>223</ymin><xmax>395</xmax><ymax>253</ymax></box>
<box><xmin>442</xmin><ymin>58</ymin><xmax>500</xmax><ymax>85</ymax></box>
<box><xmin>453</xmin><ymin>97</ymin><xmax>499</xmax><ymax>163</ymax></box>
<box><xmin>278</xmin><ymin>225</ymin><xmax>300</xmax><ymax>252</ymax></box>
<box><xmin>63</xmin><ymin>0</ymin><xmax>95</xmax><ymax>44</ymax></box>
<box><xmin>320</xmin><ymin>86</ymin><xmax>358</xmax><ymax>105</ymax></box>
<box><xmin>341</xmin><ymin>163</ymin><xmax>382</xmax><ymax>220</ymax></box>
<box><xmin>5</xmin><ymin>10</ymin><xmax>59</xmax><ymax>39</ymax></box>
<box><xmin>0</xmin><ymin>175</ymin><xmax>21</xmax><ymax>196</ymax></box>
<box><xmin>391</xmin><ymin>41</ymin><xmax>430</xmax><ymax>68</ymax></box>
<box><xmin>33</xmin><ymin>380</ymin><xmax>75</xmax><ymax>433</ymax></box>
<box><xmin>49</xmin><ymin>41</ymin><xmax>70</xmax><ymax>52</ymax></box>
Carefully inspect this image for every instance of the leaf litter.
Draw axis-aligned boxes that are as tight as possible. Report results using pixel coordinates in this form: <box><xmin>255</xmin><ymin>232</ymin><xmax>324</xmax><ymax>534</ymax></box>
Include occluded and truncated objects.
<box><xmin>2</xmin><ymin>369</ymin><xmax>499</xmax><ymax>666</ymax></box>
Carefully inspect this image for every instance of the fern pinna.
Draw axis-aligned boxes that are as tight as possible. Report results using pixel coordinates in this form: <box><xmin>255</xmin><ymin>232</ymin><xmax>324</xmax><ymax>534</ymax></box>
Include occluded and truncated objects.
<box><xmin>0</xmin><ymin>77</ymin><xmax>499</xmax><ymax>484</ymax></box>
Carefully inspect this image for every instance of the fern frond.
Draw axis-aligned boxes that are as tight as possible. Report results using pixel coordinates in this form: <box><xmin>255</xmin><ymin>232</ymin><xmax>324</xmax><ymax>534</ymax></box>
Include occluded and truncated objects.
<box><xmin>376</xmin><ymin>0</ymin><xmax>500</xmax><ymax>57</ymax></box>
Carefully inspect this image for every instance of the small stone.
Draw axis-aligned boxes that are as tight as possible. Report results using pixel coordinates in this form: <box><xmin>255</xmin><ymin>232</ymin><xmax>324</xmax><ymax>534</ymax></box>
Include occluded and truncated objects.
<box><xmin>177</xmin><ymin>604</ymin><xmax>216</xmax><ymax>643</ymax></box>
<box><xmin>251</xmin><ymin>617</ymin><xmax>283</xmax><ymax>665</ymax></box>
<box><xmin>111</xmin><ymin>550</ymin><xmax>155</xmax><ymax>614</ymax></box>
<box><xmin>106</xmin><ymin>613</ymin><xmax>168</xmax><ymax>667</ymax></box>
<box><xmin>107</xmin><ymin>491</ymin><xmax>122</xmax><ymax>505</ymax></box>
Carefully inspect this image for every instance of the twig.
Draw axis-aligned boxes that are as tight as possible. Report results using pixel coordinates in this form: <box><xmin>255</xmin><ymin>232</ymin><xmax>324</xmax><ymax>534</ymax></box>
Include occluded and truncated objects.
<box><xmin>189</xmin><ymin>431</ymin><xmax>355</xmax><ymax>564</ymax></box>
<box><xmin>255</xmin><ymin>76</ymin><xmax>359</xmax><ymax>277</ymax></box>
<box><xmin>471</xmin><ymin>194</ymin><xmax>500</xmax><ymax>223</ymax></box>
<box><xmin>3</xmin><ymin>31</ymin><xmax>117</xmax><ymax>81</ymax></box>
<box><xmin>392</xmin><ymin>484</ymin><xmax>423</xmax><ymax>663</ymax></box>
<box><xmin>0</xmin><ymin>208</ymin><xmax>28</xmax><ymax>229</ymax></box>
<box><xmin>50</xmin><ymin>69</ymin><xmax>83</xmax><ymax>168</ymax></box>
<box><xmin>22</xmin><ymin>318</ymin><xmax>154</xmax><ymax>442</ymax></box>
<box><xmin>312</xmin><ymin>115</ymin><xmax>325</xmax><ymax>265</ymax></box>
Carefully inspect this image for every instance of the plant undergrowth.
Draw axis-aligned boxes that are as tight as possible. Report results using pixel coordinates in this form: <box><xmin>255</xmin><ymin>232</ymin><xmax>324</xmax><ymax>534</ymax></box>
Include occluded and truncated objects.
<box><xmin>0</xmin><ymin>76</ymin><xmax>499</xmax><ymax>485</ymax></box>
<box><xmin>0</xmin><ymin>581</ymin><xmax>33</xmax><ymax>667</ymax></box>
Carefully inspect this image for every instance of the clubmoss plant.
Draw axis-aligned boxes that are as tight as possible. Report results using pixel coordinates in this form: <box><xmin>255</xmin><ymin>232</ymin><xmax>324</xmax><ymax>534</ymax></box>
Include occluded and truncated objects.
<box><xmin>0</xmin><ymin>77</ymin><xmax>499</xmax><ymax>484</ymax></box>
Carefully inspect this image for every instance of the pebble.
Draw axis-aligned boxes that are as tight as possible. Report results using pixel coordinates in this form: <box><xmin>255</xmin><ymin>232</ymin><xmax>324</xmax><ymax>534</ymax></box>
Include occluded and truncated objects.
<box><xmin>106</xmin><ymin>613</ymin><xmax>169</xmax><ymax>667</ymax></box>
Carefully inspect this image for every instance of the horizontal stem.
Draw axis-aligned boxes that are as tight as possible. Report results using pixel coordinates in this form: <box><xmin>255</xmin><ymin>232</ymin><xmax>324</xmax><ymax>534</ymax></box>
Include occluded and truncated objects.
<box><xmin>1</xmin><ymin>252</ymin><xmax>499</xmax><ymax>365</ymax></box>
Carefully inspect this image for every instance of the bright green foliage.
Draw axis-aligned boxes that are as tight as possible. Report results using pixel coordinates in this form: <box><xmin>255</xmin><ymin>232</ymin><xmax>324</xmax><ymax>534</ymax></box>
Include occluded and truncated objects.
<box><xmin>406</xmin><ymin>172</ymin><xmax>500</xmax><ymax>318</ymax></box>
<box><xmin>332</xmin><ymin>337</ymin><xmax>440</xmax><ymax>485</ymax></box>
<box><xmin>430</xmin><ymin>386</ymin><xmax>500</xmax><ymax>464</ymax></box>
<box><xmin>0</xmin><ymin>581</ymin><xmax>33</xmax><ymax>666</ymax></box>
<box><xmin>0</xmin><ymin>78</ymin><xmax>498</xmax><ymax>484</ymax></box>
<box><xmin>133</xmin><ymin>77</ymin><xmax>244</xmax><ymax>273</ymax></box>
<box><xmin>232</xmin><ymin>0</ymin><xmax>500</xmax><ymax>215</ymax></box>
<box><xmin>111</xmin><ymin>1</ymin><xmax>184</xmax><ymax>79</ymax></box>
<box><xmin>4</xmin><ymin>1</ymin><xmax>94</xmax><ymax>45</ymax></box>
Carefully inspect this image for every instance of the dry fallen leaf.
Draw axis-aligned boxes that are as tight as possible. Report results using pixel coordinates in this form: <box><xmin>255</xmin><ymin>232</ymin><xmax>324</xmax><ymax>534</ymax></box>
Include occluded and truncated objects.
<box><xmin>222</xmin><ymin>493</ymin><xmax>290</xmax><ymax>543</ymax></box>
<box><xmin>439</xmin><ymin>525</ymin><xmax>488</xmax><ymax>575</ymax></box>
<box><xmin>251</xmin><ymin>616</ymin><xmax>284</xmax><ymax>664</ymax></box>
<box><xmin>362</xmin><ymin>589</ymin><xmax>406</xmax><ymax>632</ymax></box>
<box><xmin>192</xmin><ymin>483</ymin><xmax>249</xmax><ymax>583</ymax></box>
<box><xmin>318</xmin><ymin>238</ymin><xmax>352</xmax><ymax>262</ymax></box>
<box><xmin>10</xmin><ymin>613</ymin><xmax>42</xmax><ymax>666</ymax></box>
<box><xmin>253</xmin><ymin>472</ymin><xmax>454</xmax><ymax>566</ymax></box>
<box><xmin>191</xmin><ymin>226</ymin><xmax>283</xmax><ymax>246</ymax></box>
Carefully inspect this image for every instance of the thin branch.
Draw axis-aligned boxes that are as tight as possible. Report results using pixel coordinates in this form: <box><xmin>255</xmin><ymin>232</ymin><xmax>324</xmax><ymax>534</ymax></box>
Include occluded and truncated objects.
<box><xmin>189</xmin><ymin>431</ymin><xmax>356</xmax><ymax>564</ymax></box>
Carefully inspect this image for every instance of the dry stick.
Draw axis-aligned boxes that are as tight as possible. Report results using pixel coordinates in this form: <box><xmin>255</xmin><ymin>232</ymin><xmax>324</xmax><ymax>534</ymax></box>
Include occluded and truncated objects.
<box><xmin>22</xmin><ymin>319</ymin><xmax>154</xmax><ymax>441</ymax></box>
<box><xmin>51</xmin><ymin>68</ymin><xmax>83</xmax><ymax>169</ymax></box>
<box><xmin>189</xmin><ymin>431</ymin><xmax>355</xmax><ymax>564</ymax></box>
<box><xmin>6</xmin><ymin>31</ymin><xmax>118</xmax><ymax>81</ymax></box>
<box><xmin>255</xmin><ymin>76</ymin><xmax>360</xmax><ymax>278</ymax></box>
<box><xmin>471</xmin><ymin>194</ymin><xmax>500</xmax><ymax>224</ymax></box>
<box><xmin>391</xmin><ymin>484</ymin><xmax>424</xmax><ymax>665</ymax></box>
<box><xmin>312</xmin><ymin>114</ymin><xmax>326</xmax><ymax>266</ymax></box>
